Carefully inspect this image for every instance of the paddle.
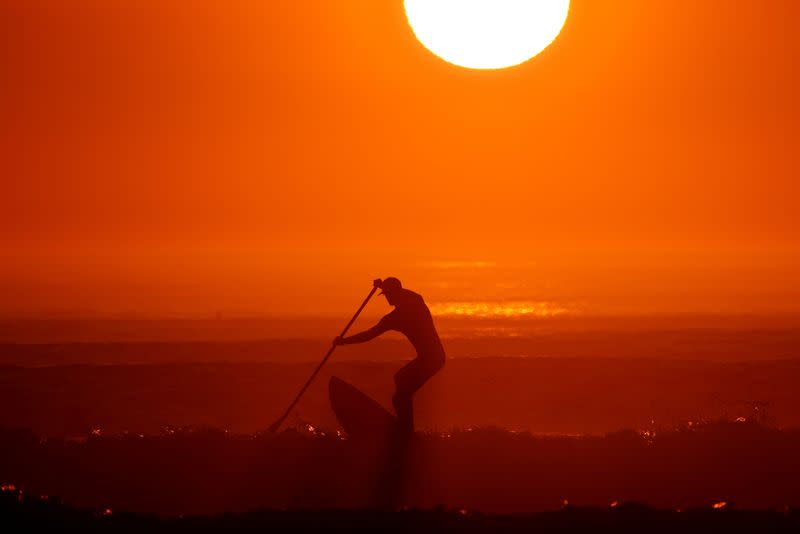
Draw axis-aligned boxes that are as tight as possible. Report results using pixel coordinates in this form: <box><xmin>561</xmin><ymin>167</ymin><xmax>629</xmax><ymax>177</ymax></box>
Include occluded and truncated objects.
<box><xmin>267</xmin><ymin>279</ymin><xmax>382</xmax><ymax>433</ymax></box>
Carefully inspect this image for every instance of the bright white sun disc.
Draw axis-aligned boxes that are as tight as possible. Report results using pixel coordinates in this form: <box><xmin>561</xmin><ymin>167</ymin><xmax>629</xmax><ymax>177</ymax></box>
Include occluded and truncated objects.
<box><xmin>404</xmin><ymin>0</ymin><xmax>570</xmax><ymax>69</ymax></box>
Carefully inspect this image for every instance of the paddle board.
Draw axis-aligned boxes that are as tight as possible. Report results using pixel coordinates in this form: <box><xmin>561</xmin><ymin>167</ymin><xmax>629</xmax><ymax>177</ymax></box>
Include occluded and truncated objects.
<box><xmin>329</xmin><ymin>376</ymin><xmax>398</xmax><ymax>440</ymax></box>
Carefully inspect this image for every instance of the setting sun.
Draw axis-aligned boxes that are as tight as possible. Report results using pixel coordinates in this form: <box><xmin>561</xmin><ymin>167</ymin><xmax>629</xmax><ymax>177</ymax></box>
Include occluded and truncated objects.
<box><xmin>404</xmin><ymin>0</ymin><xmax>570</xmax><ymax>69</ymax></box>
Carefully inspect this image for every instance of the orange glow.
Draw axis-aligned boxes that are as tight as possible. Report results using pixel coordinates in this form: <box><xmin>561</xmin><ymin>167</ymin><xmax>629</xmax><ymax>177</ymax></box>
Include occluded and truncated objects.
<box><xmin>0</xmin><ymin>1</ymin><xmax>798</xmax><ymax>320</ymax></box>
<box><xmin>712</xmin><ymin>501</ymin><xmax>728</xmax><ymax>510</ymax></box>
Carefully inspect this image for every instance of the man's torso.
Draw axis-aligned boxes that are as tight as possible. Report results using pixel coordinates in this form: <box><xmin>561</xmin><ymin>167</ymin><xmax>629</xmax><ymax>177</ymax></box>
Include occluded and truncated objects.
<box><xmin>379</xmin><ymin>289</ymin><xmax>445</xmax><ymax>362</ymax></box>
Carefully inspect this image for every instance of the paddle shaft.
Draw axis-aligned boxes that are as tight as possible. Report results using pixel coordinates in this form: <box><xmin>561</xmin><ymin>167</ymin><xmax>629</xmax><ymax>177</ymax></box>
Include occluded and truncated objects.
<box><xmin>268</xmin><ymin>284</ymin><xmax>379</xmax><ymax>433</ymax></box>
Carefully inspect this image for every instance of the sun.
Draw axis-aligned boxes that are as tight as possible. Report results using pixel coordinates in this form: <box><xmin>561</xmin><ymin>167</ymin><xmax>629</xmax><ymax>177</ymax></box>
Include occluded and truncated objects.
<box><xmin>404</xmin><ymin>0</ymin><xmax>570</xmax><ymax>70</ymax></box>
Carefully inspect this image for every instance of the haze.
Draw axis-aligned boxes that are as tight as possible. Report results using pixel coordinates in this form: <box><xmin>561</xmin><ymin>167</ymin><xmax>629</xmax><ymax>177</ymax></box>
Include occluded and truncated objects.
<box><xmin>2</xmin><ymin>0</ymin><xmax>798</xmax><ymax>319</ymax></box>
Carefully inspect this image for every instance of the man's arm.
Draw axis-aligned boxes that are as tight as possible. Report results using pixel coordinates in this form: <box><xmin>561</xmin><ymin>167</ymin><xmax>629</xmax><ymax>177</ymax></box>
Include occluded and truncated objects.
<box><xmin>334</xmin><ymin>321</ymin><xmax>388</xmax><ymax>346</ymax></box>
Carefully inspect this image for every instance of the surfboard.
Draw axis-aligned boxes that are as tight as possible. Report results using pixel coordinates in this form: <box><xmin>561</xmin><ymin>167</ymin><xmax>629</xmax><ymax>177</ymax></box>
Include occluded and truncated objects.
<box><xmin>329</xmin><ymin>376</ymin><xmax>398</xmax><ymax>440</ymax></box>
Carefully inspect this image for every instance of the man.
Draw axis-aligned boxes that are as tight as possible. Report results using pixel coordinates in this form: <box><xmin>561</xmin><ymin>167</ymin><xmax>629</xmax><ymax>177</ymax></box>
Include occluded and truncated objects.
<box><xmin>334</xmin><ymin>277</ymin><xmax>445</xmax><ymax>435</ymax></box>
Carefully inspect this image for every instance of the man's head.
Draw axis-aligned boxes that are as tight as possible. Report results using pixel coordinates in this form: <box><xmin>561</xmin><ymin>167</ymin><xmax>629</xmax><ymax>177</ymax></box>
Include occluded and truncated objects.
<box><xmin>379</xmin><ymin>277</ymin><xmax>402</xmax><ymax>305</ymax></box>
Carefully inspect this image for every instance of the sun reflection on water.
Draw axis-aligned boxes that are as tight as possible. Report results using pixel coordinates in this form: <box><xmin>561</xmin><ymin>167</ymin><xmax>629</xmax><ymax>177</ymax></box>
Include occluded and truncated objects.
<box><xmin>430</xmin><ymin>301</ymin><xmax>571</xmax><ymax>318</ymax></box>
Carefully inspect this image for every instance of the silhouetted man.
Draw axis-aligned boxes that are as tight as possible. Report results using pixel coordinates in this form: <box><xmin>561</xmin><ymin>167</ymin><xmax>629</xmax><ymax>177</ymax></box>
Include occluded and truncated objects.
<box><xmin>334</xmin><ymin>277</ymin><xmax>445</xmax><ymax>435</ymax></box>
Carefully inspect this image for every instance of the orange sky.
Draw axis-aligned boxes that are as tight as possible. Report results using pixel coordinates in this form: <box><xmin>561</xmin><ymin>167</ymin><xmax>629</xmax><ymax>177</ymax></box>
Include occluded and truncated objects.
<box><xmin>1</xmin><ymin>0</ymin><xmax>798</xmax><ymax>317</ymax></box>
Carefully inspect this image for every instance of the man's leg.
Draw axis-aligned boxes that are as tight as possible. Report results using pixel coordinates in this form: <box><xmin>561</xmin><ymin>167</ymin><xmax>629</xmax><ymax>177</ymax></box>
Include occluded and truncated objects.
<box><xmin>392</xmin><ymin>361</ymin><xmax>414</xmax><ymax>435</ymax></box>
<box><xmin>392</xmin><ymin>389</ymin><xmax>413</xmax><ymax>436</ymax></box>
<box><xmin>392</xmin><ymin>358</ymin><xmax>442</xmax><ymax>435</ymax></box>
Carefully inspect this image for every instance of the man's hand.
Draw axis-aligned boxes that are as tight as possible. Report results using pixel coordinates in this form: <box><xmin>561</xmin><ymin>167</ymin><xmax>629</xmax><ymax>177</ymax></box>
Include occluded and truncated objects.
<box><xmin>333</xmin><ymin>336</ymin><xmax>346</xmax><ymax>346</ymax></box>
<box><xmin>373</xmin><ymin>278</ymin><xmax>383</xmax><ymax>289</ymax></box>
